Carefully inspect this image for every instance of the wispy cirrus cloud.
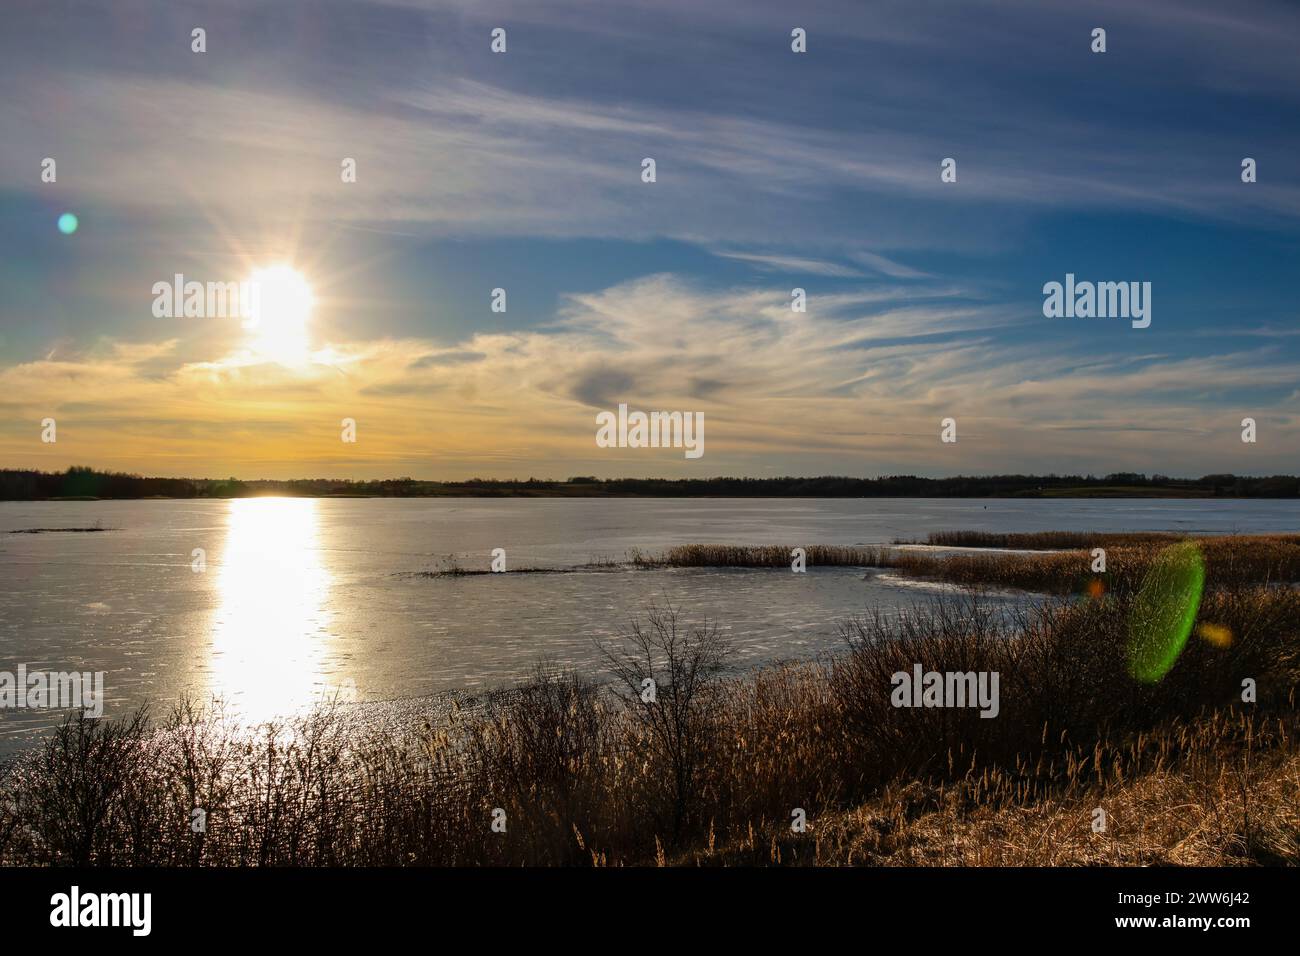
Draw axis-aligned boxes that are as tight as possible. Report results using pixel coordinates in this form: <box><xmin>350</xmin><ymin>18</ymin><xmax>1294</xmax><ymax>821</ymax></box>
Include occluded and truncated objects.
<box><xmin>2</xmin><ymin>272</ymin><xmax>1293</xmax><ymax>477</ymax></box>
<box><xmin>3</xmin><ymin>0</ymin><xmax>1299</xmax><ymax>477</ymax></box>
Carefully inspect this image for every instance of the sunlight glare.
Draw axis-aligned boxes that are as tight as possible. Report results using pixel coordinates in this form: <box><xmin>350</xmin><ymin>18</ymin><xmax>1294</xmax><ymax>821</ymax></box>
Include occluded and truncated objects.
<box><xmin>208</xmin><ymin>498</ymin><xmax>335</xmax><ymax>723</ymax></box>
<box><xmin>245</xmin><ymin>264</ymin><xmax>314</xmax><ymax>366</ymax></box>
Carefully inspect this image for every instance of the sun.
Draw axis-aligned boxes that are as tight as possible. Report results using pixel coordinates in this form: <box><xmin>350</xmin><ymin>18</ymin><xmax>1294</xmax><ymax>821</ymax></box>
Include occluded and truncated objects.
<box><xmin>245</xmin><ymin>264</ymin><xmax>314</xmax><ymax>365</ymax></box>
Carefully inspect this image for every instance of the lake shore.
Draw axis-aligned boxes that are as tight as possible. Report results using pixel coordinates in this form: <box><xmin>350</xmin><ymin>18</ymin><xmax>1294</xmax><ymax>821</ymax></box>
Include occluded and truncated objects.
<box><xmin>3</xmin><ymin>532</ymin><xmax>1296</xmax><ymax>866</ymax></box>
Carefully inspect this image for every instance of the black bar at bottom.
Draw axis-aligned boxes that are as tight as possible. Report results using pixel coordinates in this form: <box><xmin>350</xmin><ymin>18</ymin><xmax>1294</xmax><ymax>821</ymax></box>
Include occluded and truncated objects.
<box><xmin>0</xmin><ymin>866</ymin><xmax>1282</xmax><ymax>941</ymax></box>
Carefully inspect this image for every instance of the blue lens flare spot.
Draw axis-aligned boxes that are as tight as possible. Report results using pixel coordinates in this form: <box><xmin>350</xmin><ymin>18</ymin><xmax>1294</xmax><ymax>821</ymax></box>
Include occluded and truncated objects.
<box><xmin>57</xmin><ymin>212</ymin><xmax>79</xmax><ymax>235</ymax></box>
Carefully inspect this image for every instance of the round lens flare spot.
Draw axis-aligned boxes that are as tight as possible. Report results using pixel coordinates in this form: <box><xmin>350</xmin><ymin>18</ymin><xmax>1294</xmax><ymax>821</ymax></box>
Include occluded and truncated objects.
<box><xmin>1126</xmin><ymin>542</ymin><xmax>1205</xmax><ymax>684</ymax></box>
<box><xmin>57</xmin><ymin>212</ymin><xmax>78</xmax><ymax>235</ymax></box>
<box><xmin>1086</xmin><ymin>578</ymin><xmax>1106</xmax><ymax>600</ymax></box>
<box><xmin>1196</xmin><ymin>622</ymin><xmax>1233</xmax><ymax>648</ymax></box>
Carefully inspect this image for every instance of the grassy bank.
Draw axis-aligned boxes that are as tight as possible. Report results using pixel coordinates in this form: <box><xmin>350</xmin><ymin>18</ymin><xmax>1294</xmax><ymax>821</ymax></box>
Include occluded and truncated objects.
<box><xmin>903</xmin><ymin>530</ymin><xmax>1191</xmax><ymax>550</ymax></box>
<box><xmin>896</xmin><ymin>533</ymin><xmax>1300</xmax><ymax>595</ymax></box>
<box><xmin>636</xmin><ymin>534</ymin><xmax>1300</xmax><ymax>596</ymax></box>
<box><xmin>2</xmin><ymin>561</ymin><xmax>1297</xmax><ymax>866</ymax></box>
<box><xmin>702</xmin><ymin>707</ymin><xmax>1300</xmax><ymax>865</ymax></box>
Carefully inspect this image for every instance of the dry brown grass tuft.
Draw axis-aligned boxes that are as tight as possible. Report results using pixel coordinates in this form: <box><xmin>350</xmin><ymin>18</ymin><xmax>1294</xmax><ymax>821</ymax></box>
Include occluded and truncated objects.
<box><xmin>914</xmin><ymin>530</ymin><xmax>1189</xmax><ymax>550</ymax></box>
<box><xmin>633</xmin><ymin>544</ymin><xmax>895</xmax><ymax>568</ymax></box>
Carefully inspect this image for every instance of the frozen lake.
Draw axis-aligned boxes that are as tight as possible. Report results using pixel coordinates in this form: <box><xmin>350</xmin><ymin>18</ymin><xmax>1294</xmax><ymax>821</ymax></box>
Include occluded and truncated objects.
<box><xmin>1</xmin><ymin>496</ymin><xmax>1296</xmax><ymax>753</ymax></box>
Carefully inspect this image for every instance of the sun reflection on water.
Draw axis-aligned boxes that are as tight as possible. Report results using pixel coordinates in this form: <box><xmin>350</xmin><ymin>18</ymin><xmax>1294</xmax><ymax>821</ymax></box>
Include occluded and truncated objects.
<box><xmin>208</xmin><ymin>497</ymin><xmax>334</xmax><ymax>723</ymax></box>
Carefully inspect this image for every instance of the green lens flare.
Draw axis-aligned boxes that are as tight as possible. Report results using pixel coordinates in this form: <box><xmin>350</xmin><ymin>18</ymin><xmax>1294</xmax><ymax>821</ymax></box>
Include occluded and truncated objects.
<box><xmin>57</xmin><ymin>212</ymin><xmax>79</xmax><ymax>235</ymax></box>
<box><xmin>1127</xmin><ymin>541</ymin><xmax>1205</xmax><ymax>683</ymax></box>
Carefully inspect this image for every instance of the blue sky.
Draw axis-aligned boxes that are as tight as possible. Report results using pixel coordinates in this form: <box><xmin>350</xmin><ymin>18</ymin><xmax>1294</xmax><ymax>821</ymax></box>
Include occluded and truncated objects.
<box><xmin>1</xmin><ymin>0</ymin><xmax>1298</xmax><ymax>479</ymax></box>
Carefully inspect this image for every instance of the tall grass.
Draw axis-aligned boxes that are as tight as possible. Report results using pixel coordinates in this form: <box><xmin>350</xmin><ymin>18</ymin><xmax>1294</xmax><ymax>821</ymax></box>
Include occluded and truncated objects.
<box><xmin>893</xmin><ymin>534</ymin><xmax>1300</xmax><ymax>595</ymax></box>
<box><xmin>3</xmin><ymin>579</ymin><xmax>1297</xmax><ymax>866</ymax></box>
<box><xmin>636</xmin><ymin>534</ymin><xmax>1300</xmax><ymax>596</ymax></box>
<box><xmin>910</xmin><ymin>530</ymin><xmax>1188</xmax><ymax>549</ymax></box>
<box><xmin>697</xmin><ymin>707</ymin><xmax>1300</xmax><ymax>866</ymax></box>
<box><xmin>632</xmin><ymin>544</ymin><xmax>895</xmax><ymax>568</ymax></box>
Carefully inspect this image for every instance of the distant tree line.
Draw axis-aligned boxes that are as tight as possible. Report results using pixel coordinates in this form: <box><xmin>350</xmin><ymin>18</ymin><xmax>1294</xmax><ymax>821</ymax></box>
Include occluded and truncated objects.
<box><xmin>0</xmin><ymin>466</ymin><xmax>200</xmax><ymax>499</ymax></box>
<box><xmin>1</xmin><ymin>467</ymin><xmax>1297</xmax><ymax>499</ymax></box>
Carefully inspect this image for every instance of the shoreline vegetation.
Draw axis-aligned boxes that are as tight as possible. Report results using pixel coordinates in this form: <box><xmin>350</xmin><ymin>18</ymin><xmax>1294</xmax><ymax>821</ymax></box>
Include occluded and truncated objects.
<box><xmin>3</xmin><ymin>466</ymin><xmax>1300</xmax><ymax>500</ymax></box>
<box><xmin>2</xmin><ymin>531</ymin><xmax>1298</xmax><ymax>866</ymax></box>
<box><xmin>7</xmin><ymin>526</ymin><xmax>112</xmax><ymax>534</ymax></box>
<box><xmin>413</xmin><ymin>535</ymin><xmax>1300</xmax><ymax>597</ymax></box>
